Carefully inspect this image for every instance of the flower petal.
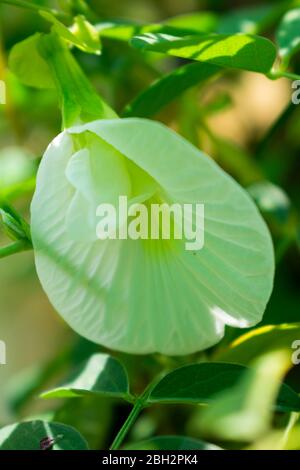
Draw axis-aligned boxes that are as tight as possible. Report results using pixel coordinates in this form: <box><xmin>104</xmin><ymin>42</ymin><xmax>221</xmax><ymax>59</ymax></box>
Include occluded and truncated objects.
<box><xmin>31</xmin><ymin>119</ymin><xmax>275</xmax><ymax>355</ymax></box>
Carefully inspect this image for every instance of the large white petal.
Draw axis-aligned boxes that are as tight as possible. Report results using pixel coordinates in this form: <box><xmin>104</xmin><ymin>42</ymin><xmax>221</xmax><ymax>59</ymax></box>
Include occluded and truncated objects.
<box><xmin>31</xmin><ymin>119</ymin><xmax>274</xmax><ymax>355</ymax></box>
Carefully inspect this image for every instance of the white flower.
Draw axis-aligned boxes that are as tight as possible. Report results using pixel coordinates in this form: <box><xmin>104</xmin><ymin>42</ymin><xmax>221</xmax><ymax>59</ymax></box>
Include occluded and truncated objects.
<box><xmin>31</xmin><ymin>118</ymin><xmax>274</xmax><ymax>355</ymax></box>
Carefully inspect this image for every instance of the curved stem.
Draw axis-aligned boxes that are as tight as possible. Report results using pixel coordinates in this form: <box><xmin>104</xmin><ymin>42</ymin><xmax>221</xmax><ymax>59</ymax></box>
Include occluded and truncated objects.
<box><xmin>267</xmin><ymin>70</ymin><xmax>300</xmax><ymax>81</ymax></box>
<box><xmin>38</xmin><ymin>32</ymin><xmax>117</xmax><ymax>128</ymax></box>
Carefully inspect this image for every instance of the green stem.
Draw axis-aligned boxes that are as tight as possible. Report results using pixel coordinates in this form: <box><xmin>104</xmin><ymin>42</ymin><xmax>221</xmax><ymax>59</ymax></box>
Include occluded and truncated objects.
<box><xmin>0</xmin><ymin>240</ymin><xmax>31</xmax><ymax>259</ymax></box>
<box><xmin>38</xmin><ymin>32</ymin><xmax>117</xmax><ymax>128</ymax></box>
<box><xmin>267</xmin><ymin>70</ymin><xmax>300</xmax><ymax>81</ymax></box>
<box><xmin>109</xmin><ymin>376</ymin><xmax>162</xmax><ymax>450</ymax></box>
<box><xmin>109</xmin><ymin>398</ymin><xmax>145</xmax><ymax>450</ymax></box>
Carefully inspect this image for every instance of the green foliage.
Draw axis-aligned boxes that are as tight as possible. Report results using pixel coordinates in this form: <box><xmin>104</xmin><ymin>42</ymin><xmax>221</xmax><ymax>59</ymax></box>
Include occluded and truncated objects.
<box><xmin>131</xmin><ymin>32</ymin><xmax>277</xmax><ymax>74</ymax></box>
<box><xmin>148</xmin><ymin>362</ymin><xmax>300</xmax><ymax>412</ymax></box>
<box><xmin>0</xmin><ymin>420</ymin><xmax>89</xmax><ymax>450</ymax></box>
<box><xmin>216</xmin><ymin>323</ymin><xmax>300</xmax><ymax>364</ymax></box>
<box><xmin>40</xmin><ymin>11</ymin><xmax>102</xmax><ymax>55</ymax></box>
<box><xmin>277</xmin><ymin>8</ymin><xmax>300</xmax><ymax>65</ymax></box>
<box><xmin>1</xmin><ymin>0</ymin><xmax>300</xmax><ymax>453</ymax></box>
<box><xmin>40</xmin><ymin>353</ymin><xmax>131</xmax><ymax>400</ymax></box>
<box><xmin>122</xmin><ymin>63</ymin><xmax>220</xmax><ymax>117</ymax></box>
<box><xmin>9</xmin><ymin>33</ymin><xmax>55</xmax><ymax>89</ymax></box>
<box><xmin>193</xmin><ymin>351</ymin><xmax>291</xmax><ymax>442</ymax></box>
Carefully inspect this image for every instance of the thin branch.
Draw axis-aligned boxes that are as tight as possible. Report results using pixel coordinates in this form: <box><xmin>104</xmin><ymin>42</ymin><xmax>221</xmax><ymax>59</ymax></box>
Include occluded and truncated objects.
<box><xmin>0</xmin><ymin>240</ymin><xmax>32</xmax><ymax>259</ymax></box>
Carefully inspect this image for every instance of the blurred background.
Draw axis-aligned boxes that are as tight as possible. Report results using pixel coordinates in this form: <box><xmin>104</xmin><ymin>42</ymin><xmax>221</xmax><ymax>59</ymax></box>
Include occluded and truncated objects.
<box><xmin>0</xmin><ymin>0</ymin><xmax>299</xmax><ymax>449</ymax></box>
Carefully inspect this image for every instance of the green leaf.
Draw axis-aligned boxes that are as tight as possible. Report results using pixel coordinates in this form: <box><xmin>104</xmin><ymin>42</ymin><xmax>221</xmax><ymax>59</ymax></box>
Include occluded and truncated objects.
<box><xmin>40</xmin><ymin>11</ymin><xmax>101</xmax><ymax>55</ymax></box>
<box><xmin>131</xmin><ymin>32</ymin><xmax>277</xmax><ymax>74</ymax></box>
<box><xmin>96</xmin><ymin>21</ymin><xmax>140</xmax><ymax>41</ymax></box>
<box><xmin>0</xmin><ymin>210</ymin><xmax>28</xmax><ymax>242</ymax></box>
<box><xmin>215</xmin><ymin>323</ymin><xmax>300</xmax><ymax>365</ymax></box>
<box><xmin>277</xmin><ymin>382</ymin><xmax>300</xmax><ymax>413</ymax></box>
<box><xmin>8</xmin><ymin>33</ymin><xmax>54</xmax><ymax>89</ymax></box>
<box><xmin>148</xmin><ymin>362</ymin><xmax>300</xmax><ymax>412</ymax></box>
<box><xmin>0</xmin><ymin>420</ymin><xmax>88</xmax><ymax>450</ymax></box>
<box><xmin>0</xmin><ymin>203</ymin><xmax>31</xmax><ymax>243</ymax></box>
<box><xmin>72</xmin><ymin>15</ymin><xmax>102</xmax><ymax>54</ymax></box>
<box><xmin>38</xmin><ymin>32</ymin><xmax>116</xmax><ymax>127</ymax></box>
<box><xmin>124</xmin><ymin>436</ymin><xmax>222</xmax><ymax>450</ymax></box>
<box><xmin>276</xmin><ymin>8</ymin><xmax>300</xmax><ymax>63</ymax></box>
<box><xmin>122</xmin><ymin>62</ymin><xmax>220</xmax><ymax>118</ymax></box>
<box><xmin>194</xmin><ymin>351</ymin><xmax>291</xmax><ymax>442</ymax></box>
<box><xmin>54</xmin><ymin>396</ymin><xmax>112</xmax><ymax>450</ymax></box>
<box><xmin>40</xmin><ymin>353</ymin><xmax>131</xmax><ymax>400</ymax></box>
<box><xmin>218</xmin><ymin>5</ymin><xmax>273</xmax><ymax>34</ymax></box>
<box><xmin>149</xmin><ymin>362</ymin><xmax>247</xmax><ymax>404</ymax></box>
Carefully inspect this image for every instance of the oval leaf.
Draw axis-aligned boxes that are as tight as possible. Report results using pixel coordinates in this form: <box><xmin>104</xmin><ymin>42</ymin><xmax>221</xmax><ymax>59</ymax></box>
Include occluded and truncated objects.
<box><xmin>40</xmin><ymin>353</ymin><xmax>130</xmax><ymax>400</ymax></box>
<box><xmin>0</xmin><ymin>420</ymin><xmax>88</xmax><ymax>450</ymax></box>
<box><xmin>195</xmin><ymin>352</ymin><xmax>291</xmax><ymax>442</ymax></box>
<box><xmin>149</xmin><ymin>362</ymin><xmax>300</xmax><ymax>412</ymax></box>
<box><xmin>131</xmin><ymin>32</ymin><xmax>276</xmax><ymax>74</ymax></box>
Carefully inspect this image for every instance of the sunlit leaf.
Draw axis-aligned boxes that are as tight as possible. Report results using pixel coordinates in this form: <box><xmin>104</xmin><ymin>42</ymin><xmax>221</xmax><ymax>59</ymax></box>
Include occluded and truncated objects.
<box><xmin>131</xmin><ymin>32</ymin><xmax>277</xmax><ymax>74</ymax></box>
<box><xmin>41</xmin><ymin>11</ymin><xmax>101</xmax><ymax>54</ymax></box>
<box><xmin>9</xmin><ymin>33</ymin><xmax>54</xmax><ymax>89</ymax></box>
<box><xmin>71</xmin><ymin>15</ymin><xmax>102</xmax><ymax>54</ymax></box>
<box><xmin>40</xmin><ymin>353</ymin><xmax>131</xmax><ymax>400</ymax></box>
<box><xmin>215</xmin><ymin>323</ymin><xmax>300</xmax><ymax>365</ymax></box>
